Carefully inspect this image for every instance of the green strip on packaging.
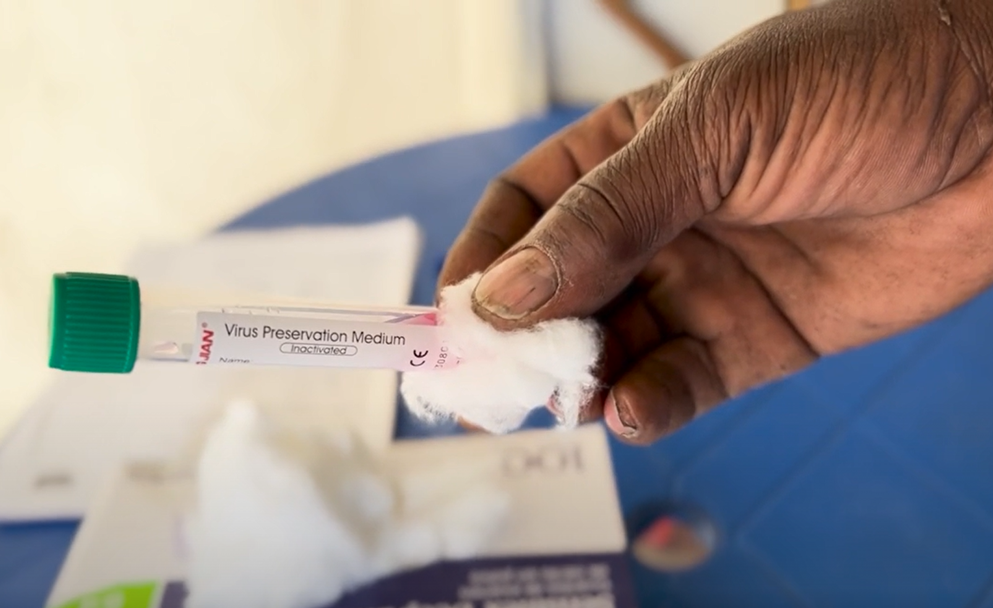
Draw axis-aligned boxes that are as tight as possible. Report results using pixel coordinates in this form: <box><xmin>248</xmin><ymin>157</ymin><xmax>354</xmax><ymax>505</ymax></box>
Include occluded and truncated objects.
<box><xmin>53</xmin><ymin>582</ymin><xmax>157</xmax><ymax>608</ymax></box>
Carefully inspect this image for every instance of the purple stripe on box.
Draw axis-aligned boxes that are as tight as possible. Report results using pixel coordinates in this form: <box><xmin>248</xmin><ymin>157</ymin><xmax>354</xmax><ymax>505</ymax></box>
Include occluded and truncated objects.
<box><xmin>160</xmin><ymin>581</ymin><xmax>187</xmax><ymax>608</ymax></box>
<box><xmin>158</xmin><ymin>553</ymin><xmax>636</xmax><ymax>608</ymax></box>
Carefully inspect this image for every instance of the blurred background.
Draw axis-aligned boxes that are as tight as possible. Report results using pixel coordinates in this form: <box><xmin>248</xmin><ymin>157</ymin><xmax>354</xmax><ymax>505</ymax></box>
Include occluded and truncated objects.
<box><xmin>11</xmin><ymin>5</ymin><xmax>993</xmax><ymax>605</ymax></box>
<box><xmin>0</xmin><ymin>0</ymin><xmax>795</xmax><ymax>436</ymax></box>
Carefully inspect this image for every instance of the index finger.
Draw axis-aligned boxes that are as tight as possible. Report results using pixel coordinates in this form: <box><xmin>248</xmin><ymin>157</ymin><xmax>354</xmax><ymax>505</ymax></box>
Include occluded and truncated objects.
<box><xmin>438</xmin><ymin>81</ymin><xmax>674</xmax><ymax>293</ymax></box>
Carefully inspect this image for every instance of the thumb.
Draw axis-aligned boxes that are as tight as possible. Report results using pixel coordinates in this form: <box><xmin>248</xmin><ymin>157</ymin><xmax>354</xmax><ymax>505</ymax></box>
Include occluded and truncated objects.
<box><xmin>471</xmin><ymin>81</ymin><xmax>736</xmax><ymax>326</ymax></box>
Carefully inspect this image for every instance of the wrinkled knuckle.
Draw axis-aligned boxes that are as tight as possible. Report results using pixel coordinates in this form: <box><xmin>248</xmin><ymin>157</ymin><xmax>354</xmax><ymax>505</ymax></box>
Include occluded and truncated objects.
<box><xmin>685</xmin><ymin>68</ymin><xmax>751</xmax><ymax>210</ymax></box>
<box><xmin>608</xmin><ymin>141</ymin><xmax>673</xmax><ymax>233</ymax></box>
<box><xmin>621</xmin><ymin>74</ymin><xmax>684</xmax><ymax>128</ymax></box>
<box><xmin>556</xmin><ymin>180</ymin><xmax>653</xmax><ymax>263</ymax></box>
<box><xmin>650</xmin><ymin>379</ymin><xmax>695</xmax><ymax>434</ymax></box>
<box><xmin>597</xmin><ymin>97</ymin><xmax>640</xmax><ymax>149</ymax></box>
<box><xmin>485</xmin><ymin>175</ymin><xmax>535</xmax><ymax>210</ymax></box>
<box><xmin>461</xmin><ymin>223</ymin><xmax>511</xmax><ymax>252</ymax></box>
<box><xmin>945</xmin><ymin>1</ymin><xmax>993</xmax><ymax>111</ymax></box>
<box><xmin>483</xmin><ymin>174</ymin><xmax>512</xmax><ymax>198</ymax></box>
<box><xmin>555</xmin><ymin>187</ymin><xmax>610</xmax><ymax>238</ymax></box>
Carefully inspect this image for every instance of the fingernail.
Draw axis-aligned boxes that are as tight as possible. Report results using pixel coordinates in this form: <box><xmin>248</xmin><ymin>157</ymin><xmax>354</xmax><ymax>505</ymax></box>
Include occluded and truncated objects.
<box><xmin>457</xmin><ymin>417</ymin><xmax>485</xmax><ymax>433</ymax></box>
<box><xmin>473</xmin><ymin>248</ymin><xmax>557</xmax><ymax>319</ymax></box>
<box><xmin>605</xmin><ymin>392</ymin><xmax>638</xmax><ymax>437</ymax></box>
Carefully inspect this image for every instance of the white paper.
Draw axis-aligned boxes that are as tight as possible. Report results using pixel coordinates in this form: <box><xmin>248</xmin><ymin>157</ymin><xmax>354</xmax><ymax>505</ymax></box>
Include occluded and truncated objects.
<box><xmin>0</xmin><ymin>218</ymin><xmax>422</xmax><ymax>521</ymax></box>
<box><xmin>45</xmin><ymin>426</ymin><xmax>630</xmax><ymax>608</ymax></box>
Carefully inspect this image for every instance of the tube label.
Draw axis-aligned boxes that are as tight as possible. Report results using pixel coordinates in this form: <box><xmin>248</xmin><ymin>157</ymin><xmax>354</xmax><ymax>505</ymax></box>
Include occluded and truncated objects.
<box><xmin>193</xmin><ymin>312</ymin><xmax>458</xmax><ymax>372</ymax></box>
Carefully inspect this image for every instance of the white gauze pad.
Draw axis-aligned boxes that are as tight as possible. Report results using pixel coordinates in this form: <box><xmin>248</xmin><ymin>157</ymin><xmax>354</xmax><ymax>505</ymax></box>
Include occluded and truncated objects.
<box><xmin>184</xmin><ymin>401</ymin><xmax>509</xmax><ymax>608</ymax></box>
<box><xmin>401</xmin><ymin>273</ymin><xmax>602</xmax><ymax>433</ymax></box>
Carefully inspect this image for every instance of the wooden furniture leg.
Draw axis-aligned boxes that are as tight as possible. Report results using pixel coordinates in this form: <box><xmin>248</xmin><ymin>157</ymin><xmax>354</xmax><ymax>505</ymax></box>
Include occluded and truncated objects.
<box><xmin>595</xmin><ymin>0</ymin><xmax>689</xmax><ymax>69</ymax></box>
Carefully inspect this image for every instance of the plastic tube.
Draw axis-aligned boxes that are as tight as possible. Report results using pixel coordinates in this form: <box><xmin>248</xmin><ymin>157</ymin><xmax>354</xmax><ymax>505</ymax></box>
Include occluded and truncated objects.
<box><xmin>48</xmin><ymin>272</ymin><xmax>458</xmax><ymax>374</ymax></box>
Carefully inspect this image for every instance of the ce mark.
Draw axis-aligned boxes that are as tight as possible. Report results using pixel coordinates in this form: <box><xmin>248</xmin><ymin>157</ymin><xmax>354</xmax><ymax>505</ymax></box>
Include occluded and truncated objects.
<box><xmin>409</xmin><ymin>349</ymin><xmax>429</xmax><ymax>367</ymax></box>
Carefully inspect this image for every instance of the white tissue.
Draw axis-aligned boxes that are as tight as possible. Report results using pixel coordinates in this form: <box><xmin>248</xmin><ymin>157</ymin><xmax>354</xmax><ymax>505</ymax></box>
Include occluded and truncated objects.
<box><xmin>184</xmin><ymin>401</ymin><xmax>509</xmax><ymax>608</ymax></box>
<box><xmin>401</xmin><ymin>273</ymin><xmax>602</xmax><ymax>434</ymax></box>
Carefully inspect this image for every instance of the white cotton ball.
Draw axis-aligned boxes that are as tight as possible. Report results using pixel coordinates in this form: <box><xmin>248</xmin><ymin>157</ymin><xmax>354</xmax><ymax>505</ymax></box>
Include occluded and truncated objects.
<box><xmin>401</xmin><ymin>273</ymin><xmax>602</xmax><ymax>433</ymax></box>
<box><xmin>373</xmin><ymin>486</ymin><xmax>510</xmax><ymax>570</ymax></box>
<box><xmin>383</xmin><ymin>459</ymin><xmax>512</xmax><ymax>568</ymax></box>
<box><xmin>430</xmin><ymin>486</ymin><xmax>512</xmax><ymax>559</ymax></box>
<box><xmin>184</xmin><ymin>401</ymin><xmax>509</xmax><ymax>608</ymax></box>
<box><xmin>184</xmin><ymin>401</ymin><xmax>372</xmax><ymax>608</ymax></box>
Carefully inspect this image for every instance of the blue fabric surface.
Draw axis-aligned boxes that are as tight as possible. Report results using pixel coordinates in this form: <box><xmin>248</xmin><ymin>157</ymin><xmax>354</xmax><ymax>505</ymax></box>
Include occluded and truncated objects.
<box><xmin>4</xmin><ymin>105</ymin><xmax>993</xmax><ymax>607</ymax></box>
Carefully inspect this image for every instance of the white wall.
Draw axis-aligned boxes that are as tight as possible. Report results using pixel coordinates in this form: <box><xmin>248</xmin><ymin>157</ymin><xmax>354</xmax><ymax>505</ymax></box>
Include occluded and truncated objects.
<box><xmin>543</xmin><ymin>0</ymin><xmax>786</xmax><ymax>104</ymax></box>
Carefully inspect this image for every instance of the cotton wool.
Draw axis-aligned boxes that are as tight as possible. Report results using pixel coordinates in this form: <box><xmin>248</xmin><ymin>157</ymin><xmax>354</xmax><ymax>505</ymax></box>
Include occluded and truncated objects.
<box><xmin>401</xmin><ymin>273</ymin><xmax>603</xmax><ymax>434</ymax></box>
<box><xmin>184</xmin><ymin>401</ymin><xmax>509</xmax><ymax>608</ymax></box>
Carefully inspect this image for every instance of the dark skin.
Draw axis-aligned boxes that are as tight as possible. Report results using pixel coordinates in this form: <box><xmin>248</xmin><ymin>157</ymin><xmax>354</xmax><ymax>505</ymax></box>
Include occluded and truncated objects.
<box><xmin>438</xmin><ymin>0</ymin><xmax>993</xmax><ymax>445</ymax></box>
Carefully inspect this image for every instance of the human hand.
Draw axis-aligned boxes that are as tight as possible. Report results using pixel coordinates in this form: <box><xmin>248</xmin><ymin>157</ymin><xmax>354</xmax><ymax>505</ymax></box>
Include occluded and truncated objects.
<box><xmin>439</xmin><ymin>0</ymin><xmax>993</xmax><ymax>445</ymax></box>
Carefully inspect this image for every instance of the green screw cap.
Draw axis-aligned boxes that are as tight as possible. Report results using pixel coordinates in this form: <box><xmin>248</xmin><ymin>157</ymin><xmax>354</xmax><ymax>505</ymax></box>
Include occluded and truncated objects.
<box><xmin>49</xmin><ymin>272</ymin><xmax>141</xmax><ymax>373</ymax></box>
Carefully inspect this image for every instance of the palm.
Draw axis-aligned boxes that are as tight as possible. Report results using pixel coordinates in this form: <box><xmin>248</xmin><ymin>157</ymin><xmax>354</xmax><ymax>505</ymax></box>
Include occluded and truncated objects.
<box><xmin>599</xmin><ymin>177</ymin><xmax>993</xmax><ymax>434</ymax></box>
